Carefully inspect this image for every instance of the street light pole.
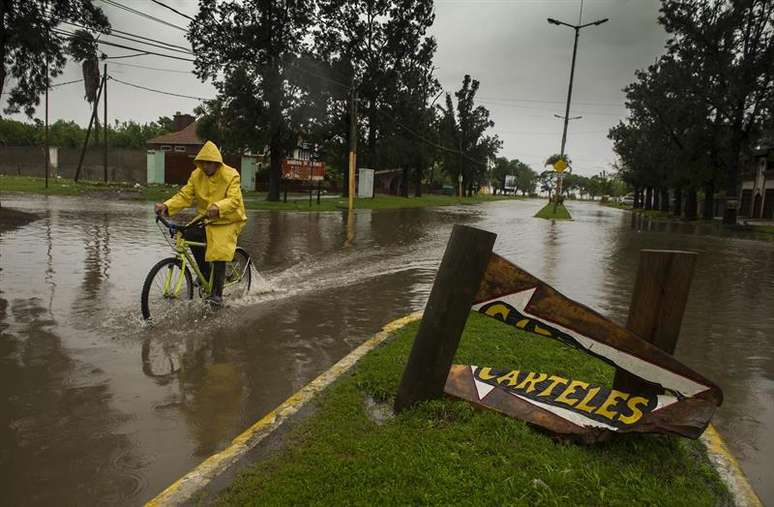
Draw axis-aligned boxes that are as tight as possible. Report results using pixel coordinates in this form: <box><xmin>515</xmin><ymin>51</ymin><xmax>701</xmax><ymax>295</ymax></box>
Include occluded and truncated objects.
<box><xmin>547</xmin><ymin>14</ymin><xmax>608</xmax><ymax>209</ymax></box>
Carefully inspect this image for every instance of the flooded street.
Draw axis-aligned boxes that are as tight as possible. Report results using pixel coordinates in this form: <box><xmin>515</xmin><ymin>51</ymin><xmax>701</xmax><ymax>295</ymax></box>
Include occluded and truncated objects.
<box><xmin>1</xmin><ymin>194</ymin><xmax>773</xmax><ymax>505</ymax></box>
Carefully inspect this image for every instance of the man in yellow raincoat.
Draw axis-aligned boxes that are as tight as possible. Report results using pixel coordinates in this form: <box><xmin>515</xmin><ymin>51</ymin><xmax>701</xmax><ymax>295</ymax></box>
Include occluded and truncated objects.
<box><xmin>155</xmin><ymin>141</ymin><xmax>247</xmax><ymax>306</ymax></box>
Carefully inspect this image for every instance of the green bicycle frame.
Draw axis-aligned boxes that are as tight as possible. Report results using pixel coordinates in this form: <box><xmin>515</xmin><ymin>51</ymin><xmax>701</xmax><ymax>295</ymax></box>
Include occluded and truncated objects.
<box><xmin>159</xmin><ymin>215</ymin><xmax>243</xmax><ymax>298</ymax></box>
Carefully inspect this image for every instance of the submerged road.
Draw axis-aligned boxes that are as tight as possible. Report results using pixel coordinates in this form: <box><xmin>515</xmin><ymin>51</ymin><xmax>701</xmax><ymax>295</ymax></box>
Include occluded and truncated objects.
<box><xmin>1</xmin><ymin>194</ymin><xmax>773</xmax><ymax>505</ymax></box>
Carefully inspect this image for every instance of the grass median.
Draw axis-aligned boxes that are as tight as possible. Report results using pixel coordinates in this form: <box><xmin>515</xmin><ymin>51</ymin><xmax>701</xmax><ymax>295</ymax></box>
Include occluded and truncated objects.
<box><xmin>535</xmin><ymin>201</ymin><xmax>572</xmax><ymax>220</ymax></box>
<box><xmin>1</xmin><ymin>175</ymin><xmax>513</xmax><ymax>212</ymax></box>
<box><xmin>216</xmin><ymin>312</ymin><xmax>729</xmax><ymax>506</ymax></box>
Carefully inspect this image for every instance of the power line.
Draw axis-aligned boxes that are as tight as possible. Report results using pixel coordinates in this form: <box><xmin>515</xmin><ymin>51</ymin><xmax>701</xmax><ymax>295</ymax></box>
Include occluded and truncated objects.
<box><xmin>105</xmin><ymin>52</ymin><xmax>150</xmax><ymax>59</ymax></box>
<box><xmin>108</xmin><ymin>75</ymin><xmax>207</xmax><ymax>100</ymax></box>
<box><xmin>97</xmin><ymin>0</ymin><xmax>188</xmax><ymax>32</ymax></box>
<box><xmin>478</xmin><ymin>95</ymin><xmax>623</xmax><ymax>108</ymax></box>
<box><xmin>51</xmin><ymin>79</ymin><xmax>84</xmax><ymax>88</ymax></box>
<box><xmin>52</xmin><ymin>27</ymin><xmax>192</xmax><ymax>56</ymax></box>
<box><xmin>53</xmin><ymin>29</ymin><xmax>195</xmax><ymax>62</ymax></box>
<box><xmin>108</xmin><ymin>61</ymin><xmax>194</xmax><ymax>74</ymax></box>
<box><xmin>60</xmin><ymin>19</ymin><xmax>191</xmax><ymax>52</ymax></box>
<box><xmin>150</xmin><ymin>0</ymin><xmax>195</xmax><ymax>21</ymax></box>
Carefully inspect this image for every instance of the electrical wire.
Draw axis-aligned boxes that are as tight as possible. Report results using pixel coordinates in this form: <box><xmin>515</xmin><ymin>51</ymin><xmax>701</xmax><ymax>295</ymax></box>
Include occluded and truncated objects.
<box><xmin>97</xmin><ymin>0</ymin><xmax>188</xmax><ymax>32</ymax></box>
<box><xmin>107</xmin><ymin>61</ymin><xmax>193</xmax><ymax>74</ymax></box>
<box><xmin>105</xmin><ymin>52</ymin><xmax>150</xmax><ymax>59</ymax></box>
<box><xmin>108</xmin><ymin>75</ymin><xmax>207</xmax><ymax>100</ymax></box>
<box><xmin>51</xmin><ymin>79</ymin><xmax>84</xmax><ymax>87</ymax></box>
<box><xmin>150</xmin><ymin>0</ymin><xmax>195</xmax><ymax>21</ymax></box>
<box><xmin>60</xmin><ymin>19</ymin><xmax>191</xmax><ymax>52</ymax></box>
<box><xmin>53</xmin><ymin>29</ymin><xmax>195</xmax><ymax>62</ymax></box>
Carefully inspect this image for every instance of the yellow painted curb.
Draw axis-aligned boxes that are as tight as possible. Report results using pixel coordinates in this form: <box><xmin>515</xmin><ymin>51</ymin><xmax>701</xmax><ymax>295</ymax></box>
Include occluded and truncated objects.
<box><xmin>146</xmin><ymin>312</ymin><xmax>422</xmax><ymax>506</ymax></box>
<box><xmin>701</xmin><ymin>424</ymin><xmax>763</xmax><ymax>507</ymax></box>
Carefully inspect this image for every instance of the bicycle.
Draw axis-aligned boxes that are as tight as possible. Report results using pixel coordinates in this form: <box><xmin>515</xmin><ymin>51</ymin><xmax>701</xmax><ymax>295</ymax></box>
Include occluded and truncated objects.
<box><xmin>141</xmin><ymin>213</ymin><xmax>252</xmax><ymax>321</ymax></box>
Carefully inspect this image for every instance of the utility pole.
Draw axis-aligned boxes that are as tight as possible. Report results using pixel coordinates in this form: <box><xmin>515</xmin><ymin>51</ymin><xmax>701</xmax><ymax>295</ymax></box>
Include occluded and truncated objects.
<box><xmin>44</xmin><ymin>59</ymin><xmax>49</xmax><ymax>190</ymax></box>
<box><xmin>103</xmin><ymin>64</ymin><xmax>108</xmax><ymax>182</ymax></box>
<box><xmin>44</xmin><ymin>0</ymin><xmax>49</xmax><ymax>189</ymax></box>
<box><xmin>74</xmin><ymin>74</ymin><xmax>106</xmax><ymax>183</ymax></box>
<box><xmin>547</xmin><ymin>1</ymin><xmax>608</xmax><ymax>209</ymax></box>
<box><xmin>348</xmin><ymin>87</ymin><xmax>358</xmax><ymax>211</ymax></box>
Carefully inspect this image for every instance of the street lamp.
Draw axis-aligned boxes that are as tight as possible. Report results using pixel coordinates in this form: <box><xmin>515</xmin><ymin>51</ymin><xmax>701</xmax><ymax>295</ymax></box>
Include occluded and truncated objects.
<box><xmin>547</xmin><ymin>14</ymin><xmax>608</xmax><ymax>208</ymax></box>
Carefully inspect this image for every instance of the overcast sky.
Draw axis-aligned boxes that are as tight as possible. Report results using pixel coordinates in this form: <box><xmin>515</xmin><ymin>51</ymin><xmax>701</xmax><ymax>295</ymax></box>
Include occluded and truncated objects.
<box><xmin>5</xmin><ymin>0</ymin><xmax>668</xmax><ymax>177</ymax></box>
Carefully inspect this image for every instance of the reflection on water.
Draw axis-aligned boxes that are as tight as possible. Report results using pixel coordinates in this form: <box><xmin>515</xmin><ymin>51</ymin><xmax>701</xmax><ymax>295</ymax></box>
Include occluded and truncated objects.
<box><xmin>1</xmin><ymin>195</ymin><xmax>773</xmax><ymax>505</ymax></box>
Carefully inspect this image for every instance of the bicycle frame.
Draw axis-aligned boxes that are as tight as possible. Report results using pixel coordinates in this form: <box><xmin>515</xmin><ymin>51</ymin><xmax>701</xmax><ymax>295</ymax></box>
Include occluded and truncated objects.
<box><xmin>157</xmin><ymin>214</ymin><xmax>245</xmax><ymax>299</ymax></box>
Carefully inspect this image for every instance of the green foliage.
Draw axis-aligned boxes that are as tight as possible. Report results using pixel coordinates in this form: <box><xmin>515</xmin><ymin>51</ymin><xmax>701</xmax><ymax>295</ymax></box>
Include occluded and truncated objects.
<box><xmin>0</xmin><ymin>116</ymin><xmax>175</xmax><ymax>148</ymax></box>
<box><xmin>217</xmin><ymin>313</ymin><xmax>729</xmax><ymax>506</ymax></box>
<box><xmin>0</xmin><ymin>0</ymin><xmax>109</xmax><ymax>117</ymax></box>
<box><xmin>189</xmin><ymin>0</ymin><xmax>314</xmax><ymax>201</ymax></box>
<box><xmin>490</xmin><ymin>157</ymin><xmax>537</xmax><ymax>195</ymax></box>
<box><xmin>438</xmin><ymin>75</ymin><xmax>501</xmax><ymax>196</ymax></box>
<box><xmin>610</xmin><ymin>0</ymin><xmax>774</xmax><ymax>219</ymax></box>
<box><xmin>544</xmin><ymin>153</ymin><xmax>571</xmax><ymax>167</ymax></box>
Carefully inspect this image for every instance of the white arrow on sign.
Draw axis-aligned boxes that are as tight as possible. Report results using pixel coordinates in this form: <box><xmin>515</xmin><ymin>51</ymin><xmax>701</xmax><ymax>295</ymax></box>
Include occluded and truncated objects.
<box><xmin>472</xmin><ymin>288</ymin><xmax>710</xmax><ymax>399</ymax></box>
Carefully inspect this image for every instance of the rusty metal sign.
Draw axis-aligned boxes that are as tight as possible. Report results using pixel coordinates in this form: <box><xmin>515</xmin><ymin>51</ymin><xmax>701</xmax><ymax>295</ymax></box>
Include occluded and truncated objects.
<box><xmin>444</xmin><ymin>253</ymin><xmax>723</xmax><ymax>440</ymax></box>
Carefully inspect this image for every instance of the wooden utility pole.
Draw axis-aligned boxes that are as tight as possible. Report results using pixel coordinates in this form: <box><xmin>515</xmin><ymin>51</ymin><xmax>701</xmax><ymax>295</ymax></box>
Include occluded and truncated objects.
<box><xmin>103</xmin><ymin>65</ymin><xmax>108</xmax><ymax>183</ymax></box>
<box><xmin>348</xmin><ymin>87</ymin><xmax>358</xmax><ymax>210</ymax></box>
<box><xmin>395</xmin><ymin>225</ymin><xmax>497</xmax><ymax>412</ymax></box>
<box><xmin>74</xmin><ymin>73</ymin><xmax>106</xmax><ymax>183</ymax></box>
<box><xmin>613</xmin><ymin>249</ymin><xmax>698</xmax><ymax>394</ymax></box>
<box><xmin>44</xmin><ymin>59</ymin><xmax>49</xmax><ymax>189</ymax></box>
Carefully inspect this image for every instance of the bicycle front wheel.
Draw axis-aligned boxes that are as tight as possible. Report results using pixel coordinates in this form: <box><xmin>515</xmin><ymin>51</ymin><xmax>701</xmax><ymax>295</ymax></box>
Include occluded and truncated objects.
<box><xmin>223</xmin><ymin>247</ymin><xmax>252</xmax><ymax>298</ymax></box>
<box><xmin>141</xmin><ymin>257</ymin><xmax>194</xmax><ymax>321</ymax></box>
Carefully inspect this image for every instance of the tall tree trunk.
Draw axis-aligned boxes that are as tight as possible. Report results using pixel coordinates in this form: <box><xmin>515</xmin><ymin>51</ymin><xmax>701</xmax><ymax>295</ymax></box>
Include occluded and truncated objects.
<box><xmin>685</xmin><ymin>188</ymin><xmax>697</xmax><ymax>220</ymax></box>
<box><xmin>266</xmin><ymin>63</ymin><xmax>283</xmax><ymax>202</ymax></box>
<box><xmin>633</xmin><ymin>187</ymin><xmax>641</xmax><ymax>208</ymax></box>
<box><xmin>414</xmin><ymin>164</ymin><xmax>422</xmax><ymax>197</ymax></box>
<box><xmin>660</xmin><ymin>187</ymin><xmax>669</xmax><ymax>212</ymax></box>
<box><xmin>723</xmin><ymin>127</ymin><xmax>743</xmax><ymax>224</ymax></box>
<box><xmin>703</xmin><ymin>180</ymin><xmax>715</xmax><ymax>219</ymax></box>
<box><xmin>673</xmin><ymin>187</ymin><xmax>682</xmax><ymax>216</ymax></box>
<box><xmin>645</xmin><ymin>187</ymin><xmax>653</xmax><ymax>210</ymax></box>
<box><xmin>400</xmin><ymin>167</ymin><xmax>409</xmax><ymax>197</ymax></box>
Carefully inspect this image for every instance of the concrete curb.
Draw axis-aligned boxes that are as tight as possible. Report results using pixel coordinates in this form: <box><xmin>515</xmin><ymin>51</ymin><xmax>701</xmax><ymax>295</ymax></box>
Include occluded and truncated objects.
<box><xmin>700</xmin><ymin>424</ymin><xmax>763</xmax><ymax>507</ymax></box>
<box><xmin>145</xmin><ymin>312</ymin><xmax>422</xmax><ymax>506</ymax></box>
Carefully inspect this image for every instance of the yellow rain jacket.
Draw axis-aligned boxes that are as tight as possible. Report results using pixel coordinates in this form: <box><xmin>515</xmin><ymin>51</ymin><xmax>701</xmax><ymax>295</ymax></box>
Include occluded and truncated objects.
<box><xmin>164</xmin><ymin>141</ymin><xmax>247</xmax><ymax>262</ymax></box>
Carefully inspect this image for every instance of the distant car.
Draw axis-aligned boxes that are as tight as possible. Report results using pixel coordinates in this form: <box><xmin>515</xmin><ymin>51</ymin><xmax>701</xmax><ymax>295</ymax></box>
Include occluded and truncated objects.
<box><xmin>621</xmin><ymin>194</ymin><xmax>634</xmax><ymax>206</ymax></box>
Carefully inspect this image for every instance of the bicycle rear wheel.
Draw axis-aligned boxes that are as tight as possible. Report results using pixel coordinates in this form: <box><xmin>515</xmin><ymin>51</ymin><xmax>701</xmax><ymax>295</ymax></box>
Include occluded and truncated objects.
<box><xmin>223</xmin><ymin>247</ymin><xmax>252</xmax><ymax>298</ymax></box>
<box><xmin>141</xmin><ymin>257</ymin><xmax>194</xmax><ymax>320</ymax></box>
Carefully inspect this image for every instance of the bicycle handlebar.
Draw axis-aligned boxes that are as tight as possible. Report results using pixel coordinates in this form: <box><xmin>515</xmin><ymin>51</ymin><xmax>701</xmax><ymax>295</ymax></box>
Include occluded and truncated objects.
<box><xmin>155</xmin><ymin>212</ymin><xmax>207</xmax><ymax>235</ymax></box>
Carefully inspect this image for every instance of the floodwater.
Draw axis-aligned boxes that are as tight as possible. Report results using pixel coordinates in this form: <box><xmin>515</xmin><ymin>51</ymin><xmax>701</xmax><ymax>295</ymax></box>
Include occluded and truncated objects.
<box><xmin>1</xmin><ymin>194</ymin><xmax>773</xmax><ymax>506</ymax></box>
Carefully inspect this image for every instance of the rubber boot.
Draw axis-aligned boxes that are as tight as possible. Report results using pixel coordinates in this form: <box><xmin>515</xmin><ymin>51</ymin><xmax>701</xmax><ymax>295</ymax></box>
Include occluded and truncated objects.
<box><xmin>206</xmin><ymin>261</ymin><xmax>225</xmax><ymax>309</ymax></box>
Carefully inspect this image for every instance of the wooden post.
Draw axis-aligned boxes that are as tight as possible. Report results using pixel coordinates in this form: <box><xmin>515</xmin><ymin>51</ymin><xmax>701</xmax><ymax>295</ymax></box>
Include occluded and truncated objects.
<box><xmin>613</xmin><ymin>249</ymin><xmax>698</xmax><ymax>394</ymax></box>
<box><xmin>103</xmin><ymin>63</ymin><xmax>108</xmax><ymax>183</ymax></box>
<box><xmin>395</xmin><ymin>225</ymin><xmax>497</xmax><ymax>412</ymax></box>
<box><xmin>74</xmin><ymin>74</ymin><xmax>106</xmax><ymax>183</ymax></box>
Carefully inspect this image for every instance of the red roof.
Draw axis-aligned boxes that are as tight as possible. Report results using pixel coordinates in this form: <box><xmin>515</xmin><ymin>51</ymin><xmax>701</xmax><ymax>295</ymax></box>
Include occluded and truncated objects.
<box><xmin>147</xmin><ymin>121</ymin><xmax>201</xmax><ymax>146</ymax></box>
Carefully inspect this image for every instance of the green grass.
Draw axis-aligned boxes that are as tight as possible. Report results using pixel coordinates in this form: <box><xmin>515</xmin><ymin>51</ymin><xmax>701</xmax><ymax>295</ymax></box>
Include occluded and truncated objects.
<box><xmin>1</xmin><ymin>175</ymin><xmax>513</xmax><ymax>212</ymax></box>
<box><xmin>217</xmin><ymin>312</ymin><xmax>729</xmax><ymax>506</ymax></box>
<box><xmin>535</xmin><ymin>201</ymin><xmax>572</xmax><ymax>220</ymax></box>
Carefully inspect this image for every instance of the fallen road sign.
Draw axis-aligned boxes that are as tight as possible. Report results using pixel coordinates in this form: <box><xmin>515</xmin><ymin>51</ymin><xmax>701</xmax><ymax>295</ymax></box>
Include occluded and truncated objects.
<box><xmin>444</xmin><ymin>253</ymin><xmax>722</xmax><ymax>441</ymax></box>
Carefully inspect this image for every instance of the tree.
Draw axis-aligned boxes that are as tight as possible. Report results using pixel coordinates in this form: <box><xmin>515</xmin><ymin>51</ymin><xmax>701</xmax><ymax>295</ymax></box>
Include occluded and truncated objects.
<box><xmin>658</xmin><ymin>0</ymin><xmax>774</xmax><ymax>223</ymax></box>
<box><xmin>1</xmin><ymin>0</ymin><xmax>109</xmax><ymax>117</ymax></box>
<box><xmin>311</xmin><ymin>0</ymin><xmax>439</xmax><ymax>197</ymax></box>
<box><xmin>438</xmin><ymin>75</ymin><xmax>501</xmax><ymax>196</ymax></box>
<box><xmin>189</xmin><ymin>0</ymin><xmax>313</xmax><ymax>201</ymax></box>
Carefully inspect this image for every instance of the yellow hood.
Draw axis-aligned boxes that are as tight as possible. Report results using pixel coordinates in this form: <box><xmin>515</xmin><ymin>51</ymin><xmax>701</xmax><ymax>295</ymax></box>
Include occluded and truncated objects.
<box><xmin>194</xmin><ymin>141</ymin><xmax>224</xmax><ymax>169</ymax></box>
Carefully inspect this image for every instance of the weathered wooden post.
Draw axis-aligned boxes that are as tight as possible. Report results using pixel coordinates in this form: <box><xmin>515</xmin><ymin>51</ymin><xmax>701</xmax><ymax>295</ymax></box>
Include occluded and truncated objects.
<box><xmin>395</xmin><ymin>224</ymin><xmax>497</xmax><ymax>412</ymax></box>
<box><xmin>613</xmin><ymin>249</ymin><xmax>698</xmax><ymax>393</ymax></box>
